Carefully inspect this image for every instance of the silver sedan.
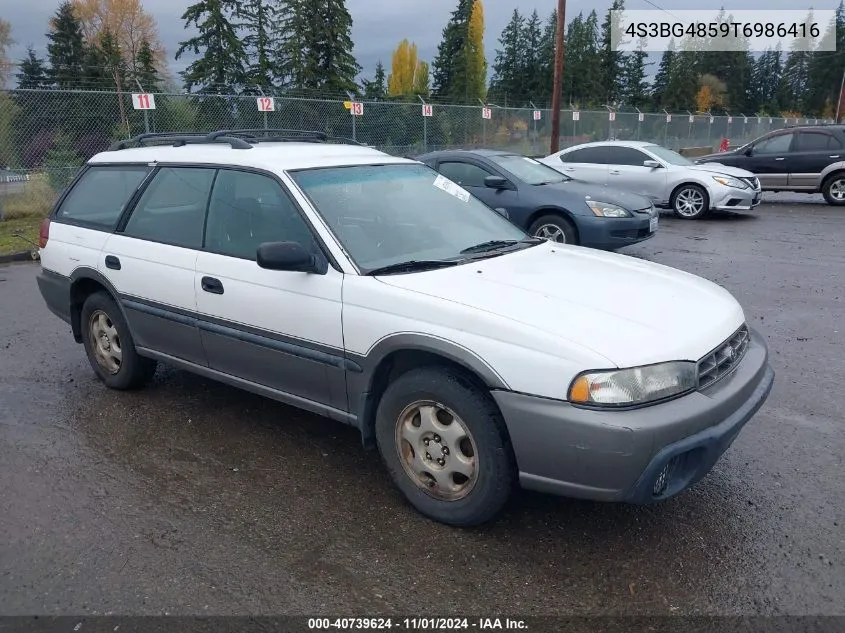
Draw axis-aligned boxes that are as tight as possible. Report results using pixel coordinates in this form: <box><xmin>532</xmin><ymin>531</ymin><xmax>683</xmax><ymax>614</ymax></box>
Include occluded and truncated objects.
<box><xmin>540</xmin><ymin>140</ymin><xmax>763</xmax><ymax>220</ymax></box>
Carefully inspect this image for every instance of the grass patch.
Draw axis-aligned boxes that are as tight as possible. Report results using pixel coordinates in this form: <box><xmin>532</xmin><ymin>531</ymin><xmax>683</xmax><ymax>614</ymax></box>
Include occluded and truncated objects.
<box><xmin>0</xmin><ymin>216</ymin><xmax>42</xmax><ymax>256</ymax></box>
<box><xmin>1</xmin><ymin>174</ymin><xmax>58</xmax><ymax>220</ymax></box>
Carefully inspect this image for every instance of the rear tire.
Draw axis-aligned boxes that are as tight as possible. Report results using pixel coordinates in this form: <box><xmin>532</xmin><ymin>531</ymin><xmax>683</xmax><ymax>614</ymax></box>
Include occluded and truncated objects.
<box><xmin>671</xmin><ymin>184</ymin><xmax>711</xmax><ymax>219</ymax></box>
<box><xmin>822</xmin><ymin>172</ymin><xmax>845</xmax><ymax>205</ymax></box>
<box><xmin>529</xmin><ymin>214</ymin><xmax>578</xmax><ymax>244</ymax></box>
<box><xmin>375</xmin><ymin>366</ymin><xmax>516</xmax><ymax>527</ymax></box>
<box><xmin>81</xmin><ymin>291</ymin><xmax>157</xmax><ymax>390</ymax></box>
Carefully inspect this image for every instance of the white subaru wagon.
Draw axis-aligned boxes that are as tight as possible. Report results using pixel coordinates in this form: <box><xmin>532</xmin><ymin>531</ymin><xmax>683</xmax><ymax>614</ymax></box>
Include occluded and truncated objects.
<box><xmin>36</xmin><ymin>130</ymin><xmax>775</xmax><ymax>527</ymax></box>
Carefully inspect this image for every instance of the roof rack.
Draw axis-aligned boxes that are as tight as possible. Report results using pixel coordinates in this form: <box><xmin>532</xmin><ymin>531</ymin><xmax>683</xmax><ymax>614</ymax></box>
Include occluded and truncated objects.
<box><xmin>210</xmin><ymin>128</ymin><xmax>367</xmax><ymax>146</ymax></box>
<box><xmin>108</xmin><ymin>132</ymin><xmax>252</xmax><ymax>151</ymax></box>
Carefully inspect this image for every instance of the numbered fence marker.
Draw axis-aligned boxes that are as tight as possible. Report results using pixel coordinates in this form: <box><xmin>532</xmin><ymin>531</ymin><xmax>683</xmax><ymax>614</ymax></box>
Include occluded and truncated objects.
<box><xmin>689</xmin><ymin>115</ymin><xmax>695</xmax><ymax>123</ymax></box>
<box><xmin>608</xmin><ymin>111</ymin><xmax>616</xmax><ymax>122</ymax></box>
<box><xmin>744</xmin><ymin>117</ymin><xmax>748</xmax><ymax>124</ymax></box>
<box><xmin>422</xmin><ymin>104</ymin><xmax>433</xmax><ymax>117</ymax></box>
<box><xmin>481</xmin><ymin>107</ymin><xmax>492</xmax><ymax>120</ymax></box>
<box><xmin>256</xmin><ymin>97</ymin><xmax>275</xmax><ymax>112</ymax></box>
<box><xmin>572</xmin><ymin>111</ymin><xmax>580</xmax><ymax>121</ymax></box>
<box><xmin>533</xmin><ymin>110</ymin><xmax>542</xmax><ymax>121</ymax></box>
<box><xmin>727</xmin><ymin>116</ymin><xmax>733</xmax><ymax>124</ymax></box>
<box><xmin>350</xmin><ymin>102</ymin><xmax>364</xmax><ymax>116</ymax></box>
<box><xmin>638</xmin><ymin>112</ymin><xmax>644</xmax><ymax>122</ymax></box>
<box><xmin>709</xmin><ymin>116</ymin><xmax>715</xmax><ymax>124</ymax></box>
<box><xmin>666</xmin><ymin>114</ymin><xmax>672</xmax><ymax>123</ymax></box>
<box><xmin>131</xmin><ymin>93</ymin><xmax>156</xmax><ymax>110</ymax></box>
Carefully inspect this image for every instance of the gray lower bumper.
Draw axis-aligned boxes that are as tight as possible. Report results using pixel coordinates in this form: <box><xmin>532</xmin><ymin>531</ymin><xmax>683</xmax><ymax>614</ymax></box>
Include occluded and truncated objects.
<box><xmin>492</xmin><ymin>328</ymin><xmax>774</xmax><ymax>503</ymax></box>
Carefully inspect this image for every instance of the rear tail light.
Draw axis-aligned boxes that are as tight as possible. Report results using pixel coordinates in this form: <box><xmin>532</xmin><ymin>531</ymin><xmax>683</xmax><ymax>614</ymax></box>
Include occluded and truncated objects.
<box><xmin>38</xmin><ymin>218</ymin><xmax>50</xmax><ymax>249</ymax></box>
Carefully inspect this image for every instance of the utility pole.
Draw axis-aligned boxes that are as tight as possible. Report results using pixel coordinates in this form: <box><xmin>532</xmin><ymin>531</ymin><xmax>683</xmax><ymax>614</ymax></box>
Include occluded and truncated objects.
<box><xmin>549</xmin><ymin>0</ymin><xmax>566</xmax><ymax>154</ymax></box>
<box><xmin>836</xmin><ymin>67</ymin><xmax>845</xmax><ymax>124</ymax></box>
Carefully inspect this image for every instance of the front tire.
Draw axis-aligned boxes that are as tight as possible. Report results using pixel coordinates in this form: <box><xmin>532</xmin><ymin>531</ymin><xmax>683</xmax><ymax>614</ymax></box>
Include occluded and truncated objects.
<box><xmin>822</xmin><ymin>172</ymin><xmax>845</xmax><ymax>205</ymax></box>
<box><xmin>671</xmin><ymin>184</ymin><xmax>710</xmax><ymax>219</ymax></box>
<box><xmin>81</xmin><ymin>291</ymin><xmax>157</xmax><ymax>390</ymax></box>
<box><xmin>529</xmin><ymin>214</ymin><xmax>578</xmax><ymax>244</ymax></box>
<box><xmin>375</xmin><ymin>366</ymin><xmax>516</xmax><ymax>527</ymax></box>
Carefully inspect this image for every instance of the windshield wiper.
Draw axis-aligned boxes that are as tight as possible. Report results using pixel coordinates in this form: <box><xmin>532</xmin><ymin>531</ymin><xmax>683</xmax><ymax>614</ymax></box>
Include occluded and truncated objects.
<box><xmin>460</xmin><ymin>237</ymin><xmax>544</xmax><ymax>254</ymax></box>
<box><xmin>365</xmin><ymin>259</ymin><xmax>460</xmax><ymax>276</ymax></box>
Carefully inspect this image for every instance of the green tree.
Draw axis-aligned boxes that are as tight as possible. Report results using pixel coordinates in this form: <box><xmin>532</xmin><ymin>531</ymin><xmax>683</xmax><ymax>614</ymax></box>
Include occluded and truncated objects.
<box><xmin>599</xmin><ymin>0</ymin><xmax>626</xmax><ymax>105</ymax></box>
<box><xmin>47</xmin><ymin>2</ymin><xmax>87</xmax><ymax>89</ymax></box>
<box><xmin>662</xmin><ymin>41</ymin><xmax>699</xmax><ymax>111</ymax></box>
<box><xmin>779</xmin><ymin>10</ymin><xmax>816</xmax><ymax>112</ymax></box>
<box><xmin>16</xmin><ymin>47</ymin><xmax>50</xmax><ymax>89</ymax></box>
<box><xmin>362</xmin><ymin>61</ymin><xmax>387</xmax><ymax>100</ymax></box>
<box><xmin>563</xmin><ymin>11</ymin><xmax>601</xmax><ymax>106</ymax></box>
<box><xmin>522</xmin><ymin>10</ymin><xmax>543</xmax><ymax>102</ymax></box>
<box><xmin>806</xmin><ymin>2</ymin><xmax>845</xmax><ymax>115</ymax></box>
<box><xmin>464</xmin><ymin>0</ymin><xmax>487</xmax><ymax>103</ymax></box>
<box><xmin>44</xmin><ymin>131</ymin><xmax>83</xmax><ymax>193</ymax></box>
<box><xmin>431</xmin><ymin>0</ymin><xmax>473</xmax><ymax>99</ymax></box>
<box><xmin>0</xmin><ymin>19</ymin><xmax>13</xmax><ymax>85</ymax></box>
<box><xmin>490</xmin><ymin>9</ymin><xmax>525</xmax><ymax>104</ymax></box>
<box><xmin>134</xmin><ymin>38</ymin><xmax>160</xmax><ymax>91</ymax></box>
<box><xmin>623</xmin><ymin>36</ymin><xmax>650</xmax><ymax>107</ymax></box>
<box><xmin>413</xmin><ymin>61</ymin><xmax>430</xmax><ymax>97</ymax></box>
<box><xmin>537</xmin><ymin>9</ymin><xmax>557</xmax><ymax>102</ymax></box>
<box><xmin>175</xmin><ymin>0</ymin><xmax>247</xmax><ymax>93</ymax></box>
<box><xmin>239</xmin><ymin>0</ymin><xmax>278</xmax><ymax>91</ymax></box>
<box><xmin>0</xmin><ymin>93</ymin><xmax>19</xmax><ymax>168</ymax></box>
<box><xmin>651</xmin><ymin>41</ymin><xmax>675</xmax><ymax>108</ymax></box>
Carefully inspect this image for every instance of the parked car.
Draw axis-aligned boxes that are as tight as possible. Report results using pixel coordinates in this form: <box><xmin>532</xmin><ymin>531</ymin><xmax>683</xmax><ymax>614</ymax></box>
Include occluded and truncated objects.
<box><xmin>540</xmin><ymin>141</ymin><xmax>762</xmax><ymax>220</ymax></box>
<box><xmin>36</xmin><ymin>129</ymin><xmax>775</xmax><ymax>527</ymax></box>
<box><xmin>416</xmin><ymin>149</ymin><xmax>658</xmax><ymax>248</ymax></box>
<box><xmin>695</xmin><ymin>124</ymin><xmax>845</xmax><ymax>205</ymax></box>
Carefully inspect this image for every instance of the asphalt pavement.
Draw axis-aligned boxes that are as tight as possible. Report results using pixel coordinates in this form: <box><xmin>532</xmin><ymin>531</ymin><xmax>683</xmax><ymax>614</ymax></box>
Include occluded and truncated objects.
<box><xmin>0</xmin><ymin>196</ymin><xmax>842</xmax><ymax>617</ymax></box>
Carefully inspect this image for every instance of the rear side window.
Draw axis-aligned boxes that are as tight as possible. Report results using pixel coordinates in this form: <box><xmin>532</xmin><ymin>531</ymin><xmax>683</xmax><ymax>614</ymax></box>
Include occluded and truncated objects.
<box><xmin>55</xmin><ymin>165</ymin><xmax>150</xmax><ymax>229</ymax></box>
<box><xmin>123</xmin><ymin>167</ymin><xmax>216</xmax><ymax>249</ymax></box>
<box><xmin>560</xmin><ymin>146</ymin><xmax>613</xmax><ymax>164</ymax></box>
<box><xmin>795</xmin><ymin>131</ymin><xmax>841</xmax><ymax>151</ymax></box>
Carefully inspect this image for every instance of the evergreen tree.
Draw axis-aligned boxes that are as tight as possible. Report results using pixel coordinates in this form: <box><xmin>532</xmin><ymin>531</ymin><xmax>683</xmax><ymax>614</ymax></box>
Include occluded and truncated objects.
<box><xmin>599</xmin><ymin>0</ymin><xmax>626</xmax><ymax>105</ymax></box>
<box><xmin>806</xmin><ymin>2</ymin><xmax>845</xmax><ymax>115</ymax></box>
<box><xmin>16</xmin><ymin>47</ymin><xmax>50</xmax><ymax>89</ymax></box>
<box><xmin>431</xmin><ymin>0</ymin><xmax>473</xmax><ymax>99</ymax></box>
<box><xmin>779</xmin><ymin>10</ymin><xmax>816</xmax><ymax>112</ymax></box>
<box><xmin>278</xmin><ymin>0</ymin><xmax>360</xmax><ymax>94</ymax></box>
<box><xmin>361</xmin><ymin>61</ymin><xmax>387</xmax><ymax>100</ymax></box>
<box><xmin>564</xmin><ymin>11</ymin><xmax>601</xmax><ymax>106</ymax></box>
<box><xmin>46</xmin><ymin>2</ymin><xmax>87</xmax><ymax>89</ymax></box>
<box><xmin>522</xmin><ymin>10</ymin><xmax>543</xmax><ymax>102</ymax></box>
<box><xmin>413</xmin><ymin>61</ymin><xmax>430</xmax><ymax>97</ymax></box>
<box><xmin>623</xmin><ymin>36</ymin><xmax>650</xmax><ymax>107</ymax></box>
<box><xmin>239</xmin><ymin>0</ymin><xmax>278</xmax><ymax>90</ymax></box>
<box><xmin>662</xmin><ymin>39</ymin><xmax>698</xmax><ymax>111</ymax></box>
<box><xmin>175</xmin><ymin>0</ymin><xmax>247</xmax><ymax>93</ymax></box>
<box><xmin>651</xmin><ymin>41</ymin><xmax>675</xmax><ymax>108</ymax></box>
<box><xmin>490</xmin><ymin>9</ymin><xmax>525</xmax><ymax>104</ymax></box>
<box><xmin>134</xmin><ymin>39</ymin><xmax>160</xmax><ymax>91</ymax></box>
<box><xmin>464</xmin><ymin>0</ymin><xmax>487</xmax><ymax>103</ymax></box>
<box><xmin>537</xmin><ymin>9</ymin><xmax>557</xmax><ymax>102</ymax></box>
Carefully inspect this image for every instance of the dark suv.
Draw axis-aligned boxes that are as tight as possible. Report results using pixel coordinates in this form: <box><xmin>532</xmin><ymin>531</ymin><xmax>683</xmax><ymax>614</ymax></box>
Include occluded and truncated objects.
<box><xmin>696</xmin><ymin>125</ymin><xmax>845</xmax><ymax>205</ymax></box>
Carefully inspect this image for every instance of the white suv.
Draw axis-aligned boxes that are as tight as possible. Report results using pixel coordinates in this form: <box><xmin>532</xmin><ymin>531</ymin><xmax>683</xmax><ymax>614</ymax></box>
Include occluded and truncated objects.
<box><xmin>36</xmin><ymin>130</ymin><xmax>775</xmax><ymax>526</ymax></box>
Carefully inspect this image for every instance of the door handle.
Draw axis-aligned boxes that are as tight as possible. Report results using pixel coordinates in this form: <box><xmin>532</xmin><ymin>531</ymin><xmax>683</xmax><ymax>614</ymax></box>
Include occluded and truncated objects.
<box><xmin>201</xmin><ymin>276</ymin><xmax>224</xmax><ymax>295</ymax></box>
<box><xmin>830</xmin><ymin>155</ymin><xmax>840</xmax><ymax>159</ymax></box>
<box><xmin>104</xmin><ymin>255</ymin><xmax>121</xmax><ymax>270</ymax></box>
<box><xmin>775</xmin><ymin>157</ymin><xmax>785</xmax><ymax>161</ymax></box>
<box><xmin>609</xmin><ymin>169</ymin><xmax>621</xmax><ymax>175</ymax></box>
<box><xmin>562</xmin><ymin>167</ymin><xmax>575</xmax><ymax>171</ymax></box>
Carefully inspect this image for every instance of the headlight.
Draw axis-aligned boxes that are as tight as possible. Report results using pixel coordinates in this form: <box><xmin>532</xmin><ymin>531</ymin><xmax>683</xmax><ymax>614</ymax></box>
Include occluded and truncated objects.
<box><xmin>712</xmin><ymin>175</ymin><xmax>748</xmax><ymax>189</ymax></box>
<box><xmin>568</xmin><ymin>361</ymin><xmax>697</xmax><ymax>407</ymax></box>
<box><xmin>586</xmin><ymin>200</ymin><xmax>631</xmax><ymax>217</ymax></box>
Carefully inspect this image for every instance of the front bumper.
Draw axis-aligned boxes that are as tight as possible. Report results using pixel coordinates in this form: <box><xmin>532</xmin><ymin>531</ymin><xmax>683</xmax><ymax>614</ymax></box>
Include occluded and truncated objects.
<box><xmin>576</xmin><ymin>208</ymin><xmax>659</xmax><ymax>250</ymax></box>
<box><xmin>492</xmin><ymin>328</ymin><xmax>774</xmax><ymax>504</ymax></box>
<box><xmin>711</xmin><ymin>185</ymin><xmax>763</xmax><ymax>211</ymax></box>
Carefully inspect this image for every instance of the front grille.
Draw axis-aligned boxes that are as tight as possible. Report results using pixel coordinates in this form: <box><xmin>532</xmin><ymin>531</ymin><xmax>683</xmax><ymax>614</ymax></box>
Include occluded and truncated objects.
<box><xmin>741</xmin><ymin>176</ymin><xmax>761</xmax><ymax>190</ymax></box>
<box><xmin>697</xmin><ymin>324</ymin><xmax>750</xmax><ymax>390</ymax></box>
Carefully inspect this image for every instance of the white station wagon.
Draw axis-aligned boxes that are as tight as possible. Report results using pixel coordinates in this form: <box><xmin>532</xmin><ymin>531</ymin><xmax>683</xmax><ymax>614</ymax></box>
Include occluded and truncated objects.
<box><xmin>36</xmin><ymin>130</ymin><xmax>775</xmax><ymax>526</ymax></box>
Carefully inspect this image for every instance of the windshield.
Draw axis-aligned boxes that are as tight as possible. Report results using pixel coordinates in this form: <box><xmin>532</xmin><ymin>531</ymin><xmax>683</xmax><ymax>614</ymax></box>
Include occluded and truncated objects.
<box><xmin>643</xmin><ymin>145</ymin><xmax>694</xmax><ymax>166</ymax></box>
<box><xmin>488</xmin><ymin>154</ymin><xmax>568</xmax><ymax>185</ymax></box>
<box><xmin>290</xmin><ymin>163</ymin><xmax>529</xmax><ymax>273</ymax></box>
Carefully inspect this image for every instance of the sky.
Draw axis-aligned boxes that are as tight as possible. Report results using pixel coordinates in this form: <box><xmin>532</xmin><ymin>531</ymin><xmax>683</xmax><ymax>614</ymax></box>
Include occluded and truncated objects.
<box><xmin>3</xmin><ymin>0</ymin><xmax>830</xmax><ymax>86</ymax></box>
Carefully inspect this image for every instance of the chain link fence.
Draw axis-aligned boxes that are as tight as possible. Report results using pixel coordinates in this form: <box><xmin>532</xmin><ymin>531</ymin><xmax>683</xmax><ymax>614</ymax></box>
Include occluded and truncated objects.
<box><xmin>0</xmin><ymin>87</ymin><xmax>832</xmax><ymax>222</ymax></box>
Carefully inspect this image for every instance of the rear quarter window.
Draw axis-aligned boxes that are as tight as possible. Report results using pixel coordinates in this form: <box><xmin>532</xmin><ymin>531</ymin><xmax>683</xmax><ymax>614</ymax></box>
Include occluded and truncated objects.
<box><xmin>55</xmin><ymin>165</ymin><xmax>150</xmax><ymax>229</ymax></box>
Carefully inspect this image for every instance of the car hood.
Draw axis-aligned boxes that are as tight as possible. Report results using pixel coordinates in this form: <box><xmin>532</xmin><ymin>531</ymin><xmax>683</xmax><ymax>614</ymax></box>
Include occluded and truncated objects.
<box><xmin>543</xmin><ymin>179</ymin><xmax>654</xmax><ymax>211</ymax></box>
<box><xmin>376</xmin><ymin>242</ymin><xmax>745</xmax><ymax>368</ymax></box>
<box><xmin>686</xmin><ymin>162</ymin><xmax>756</xmax><ymax>179</ymax></box>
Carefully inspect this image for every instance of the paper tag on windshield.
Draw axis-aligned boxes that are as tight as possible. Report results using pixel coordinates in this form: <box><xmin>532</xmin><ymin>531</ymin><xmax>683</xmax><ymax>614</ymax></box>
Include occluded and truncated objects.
<box><xmin>433</xmin><ymin>175</ymin><xmax>470</xmax><ymax>202</ymax></box>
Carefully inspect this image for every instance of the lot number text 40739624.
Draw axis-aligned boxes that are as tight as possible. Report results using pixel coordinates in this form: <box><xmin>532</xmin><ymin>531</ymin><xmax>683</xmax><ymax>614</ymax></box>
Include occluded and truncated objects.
<box><xmin>307</xmin><ymin>617</ymin><xmax>528</xmax><ymax>630</ymax></box>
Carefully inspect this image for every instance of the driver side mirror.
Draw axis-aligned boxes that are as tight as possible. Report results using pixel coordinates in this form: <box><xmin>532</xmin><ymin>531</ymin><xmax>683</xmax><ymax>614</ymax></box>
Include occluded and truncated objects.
<box><xmin>484</xmin><ymin>175</ymin><xmax>512</xmax><ymax>190</ymax></box>
<box><xmin>256</xmin><ymin>241</ymin><xmax>326</xmax><ymax>274</ymax></box>
<box><xmin>744</xmin><ymin>146</ymin><xmax>753</xmax><ymax>156</ymax></box>
<box><xmin>643</xmin><ymin>160</ymin><xmax>662</xmax><ymax>169</ymax></box>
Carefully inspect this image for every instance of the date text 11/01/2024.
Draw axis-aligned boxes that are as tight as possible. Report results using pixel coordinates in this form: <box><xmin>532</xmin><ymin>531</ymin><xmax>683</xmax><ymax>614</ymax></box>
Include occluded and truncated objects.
<box><xmin>308</xmin><ymin>618</ymin><xmax>528</xmax><ymax>630</ymax></box>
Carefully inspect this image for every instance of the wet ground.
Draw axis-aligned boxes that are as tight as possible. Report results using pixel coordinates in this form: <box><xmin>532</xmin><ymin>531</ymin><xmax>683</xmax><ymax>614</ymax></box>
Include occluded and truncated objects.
<box><xmin>0</xmin><ymin>196</ymin><xmax>843</xmax><ymax>617</ymax></box>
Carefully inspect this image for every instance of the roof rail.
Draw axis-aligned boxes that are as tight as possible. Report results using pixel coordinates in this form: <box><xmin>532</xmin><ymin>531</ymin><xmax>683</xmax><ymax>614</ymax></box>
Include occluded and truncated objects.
<box><xmin>108</xmin><ymin>132</ymin><xmax>252</xmax><ymax>151</ymax></box>
<box><xmin>210</xmin><ymin>128</ymin><xmax>366</xmax><ymax>146</ymax></box>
